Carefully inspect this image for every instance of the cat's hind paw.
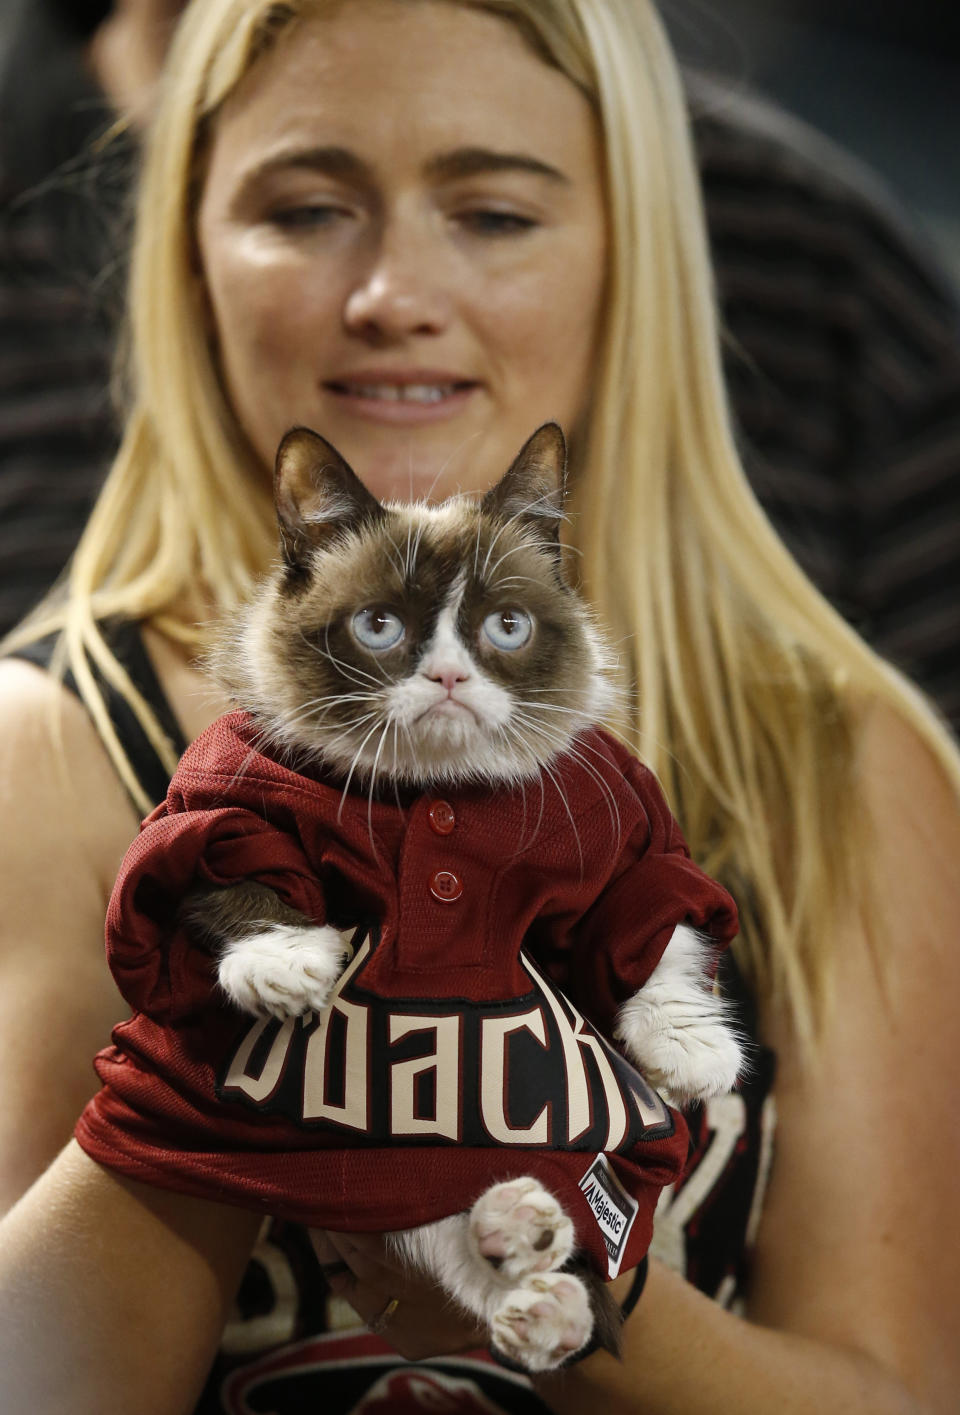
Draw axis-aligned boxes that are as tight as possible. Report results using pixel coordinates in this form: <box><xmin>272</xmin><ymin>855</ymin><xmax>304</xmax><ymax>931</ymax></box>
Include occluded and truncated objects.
<box><xmin>491</xmin><ymin>1272</ymin><xmax>593</xmax><ymax>1373</ymax></box>
<box><xmin>217</xmin><ymin>923</ymin><xmax>351</xmax><ymax>1018</ymax></box>
<box><xmin>469</xmin><ymin>1178</ymin><xmax>574</xmax><ymax>1283</ymax></box>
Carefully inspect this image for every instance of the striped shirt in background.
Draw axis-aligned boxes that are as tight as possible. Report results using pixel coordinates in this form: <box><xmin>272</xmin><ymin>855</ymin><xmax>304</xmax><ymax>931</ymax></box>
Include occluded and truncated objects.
<box><xmin>691</xmin><ymin>74</ymin><xmax>960</xmax><ymax>734</ymax></box>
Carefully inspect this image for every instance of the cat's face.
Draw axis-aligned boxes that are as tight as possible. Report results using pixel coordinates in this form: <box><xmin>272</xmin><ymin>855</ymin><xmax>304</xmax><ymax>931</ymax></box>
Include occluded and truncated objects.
<box><xmin>219</xmin><ymin>425</ymin><xmax>615</xmax><ymax>786</ymax></box>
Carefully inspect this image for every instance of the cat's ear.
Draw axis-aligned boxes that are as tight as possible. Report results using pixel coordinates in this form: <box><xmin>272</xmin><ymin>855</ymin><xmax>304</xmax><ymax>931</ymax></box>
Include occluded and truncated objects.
<box><xmin>274</xmin><ymin>428</ymin><xmax>384</xmax><ymax>571</ymax></box>
<box><xmin>481</xmin><ymin>422</ymin><xmax>567</xmax><ymax>547</ymax></box>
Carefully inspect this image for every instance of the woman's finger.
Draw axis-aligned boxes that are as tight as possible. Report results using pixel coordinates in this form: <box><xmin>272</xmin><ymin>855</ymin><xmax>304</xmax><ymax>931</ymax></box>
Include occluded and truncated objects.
<box><xmin>322</xmin><ymin>1229</ymin><xmax>409</xmax><ymax>1290</ymax></box>
<box><xmin>312</xmin><ymin>1229</ymin><xmax>487</xmax><ymax>1360</ymax></box>
<box><xmin>308</xmin><ymin>1229</ymin><xmax>344</xmax><ymax>1269</ymax></box>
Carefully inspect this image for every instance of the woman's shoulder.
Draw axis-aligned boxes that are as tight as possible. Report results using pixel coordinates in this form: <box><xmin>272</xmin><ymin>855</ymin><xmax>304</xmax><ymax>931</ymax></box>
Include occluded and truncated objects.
<box><xmin>844</xmin><ymin>689</ymin><xmax>958</xmax><ymax>861</ymax></box>
<box><xmin>0</xmin><ymin>655</ymin><xmax>141</xmax><ymax>897</ymax></box>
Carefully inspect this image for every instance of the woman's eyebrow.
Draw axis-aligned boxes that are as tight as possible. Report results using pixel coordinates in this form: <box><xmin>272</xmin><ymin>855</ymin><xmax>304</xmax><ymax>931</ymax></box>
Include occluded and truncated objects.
<box><xmin>236</xmin><ymin>144</ymin><xmax>569</xmax><ymax>194</ymax></box>
<box><xmin>424</xmin><ymin>147</ymin><xmax>570</xmax><ymax>184</ymax></box>
<box><xmin>241</xmin><ymin>145</ymin><xmax>373</xmax><ymax>188</ymax></box>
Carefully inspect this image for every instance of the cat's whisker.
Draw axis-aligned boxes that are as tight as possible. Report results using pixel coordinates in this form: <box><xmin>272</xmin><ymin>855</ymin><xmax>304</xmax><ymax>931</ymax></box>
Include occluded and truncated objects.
<box><xmin>336</xmin><ymin>721</ymin><xmax>386</xmax><ymax>821</ymax></box>
<box><xmin>219</xmin><ymin>745</ymin><xmax>263</xmax><ymax>796</ymax></box>
<box><xmin>320</xmin><ymin>625</ymin><xmax>390</xmax><ymax>689</ymax></box>
<box><xmin>298</xmin><ymin>699</ymin><xmax>382</xmax><ymax>727</ymax></box>
<box><xmin>484</xmin><ymin>575</ymin><xmax>541</xmax><ymax>591</ymax></box>
<box><xmin>537</xmin><ymin>756</ymin><xmax>585</xmax><ymax>879</ymax></box>
<box><xmin>479</xmin><ymin>516</ymin><xmax>518</xmax><ymax>582</ymax></box>
<box><xmin>514</xmin><ymin>765</ymin><xmax>546</xmax><ymax>854</ymax></box>
<box><xmin>383</xmin><ymin>530</ymin><xmax>409</xmax><ymax>587</ymax></box>
<box><xmin>420</xmin><ymin>430</ymin><xmax>482</xmax><ymax>507</ymax></box>
<box><xmin>511</xmin><ymin>699</ymin><xmax>583</xmax><ymax>717</ymax></box>
<box><xmin>409</xmin><ymin>515</ymin><xmax>429</xmax><ymax>579</ymax></box>
<box><xmin>481</xmin><ymin>540</ymin><xmax>538</xmax><ymax>586</ymax></box>
<box><xmin>508</xmin><ymin>707</ymin><xmax>623</xmax><ymax>844</ymax></box>
<box><xmin>552</xmin><ymin>744</ymin><xmax>623</xmax><ymax>846</ymax></box>
<box><xmin>495</xmin><ymin>718</ymin><xmax>551</xmax><ymax>788</ymax></box>
<box><xmin>285</xmin><ymin>690</ymin><xmax>380</xmax><ymax>720</ymax></box>
<box><xmin>514</xmin><ymin>685</ymin><xmax>603</xmax><ymax>697</ymax></box>
<box><xmin>365</xmin><ymin>723</ymin><xmax>393</xmax><ymax>859</ymax></box>
<box><xmin>278</xmin><ymin>695</ymin><xmax>380</xmax><ymax>734</ymax></box>
<box><xmin>396</xmin><ymin>716</ymin><xmax>422</xmax><ymax>778</ymax></box>
<box><xmin>390</xmin><ymin>720</ymin><xmax>405</xmax><ymax>811</ymax></box>
<box><xmin>312</xmin><ymin>717</ymin><xmax>381</xmax><ymax>764</ymax></box>
<box><xmin>296</xmin><ymin>627</ymin><xmax>383</xmax><ymax>692</ymax></box>
<box><xmin>472</xmin><ymin>514</ymin><xmax>484</xmax><ymax>582</ymax></box>
<box><xmin>310</xmin><ymin>711</ymin><xmax>380</xmax><ymax>737</ymax></box>
<box><xmin>482</xmin><ymin>489</ymin><xmax>571</xmax><ymax>582</ymax></box>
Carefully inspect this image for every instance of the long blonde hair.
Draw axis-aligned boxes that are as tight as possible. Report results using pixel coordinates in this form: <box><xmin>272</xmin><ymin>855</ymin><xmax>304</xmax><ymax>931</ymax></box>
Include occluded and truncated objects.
<box><xmin>8</xmin><ymin>0</ymin><xmax>959</xmax><ymax>1046</ymax></box>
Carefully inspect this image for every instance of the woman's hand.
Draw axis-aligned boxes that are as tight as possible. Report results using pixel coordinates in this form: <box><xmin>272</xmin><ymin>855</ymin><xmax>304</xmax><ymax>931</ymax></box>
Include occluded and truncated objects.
<box><xmin>311</xmin><ymin>1229</ymin><xmax>488</xmax><ymax>1361</ymax></box>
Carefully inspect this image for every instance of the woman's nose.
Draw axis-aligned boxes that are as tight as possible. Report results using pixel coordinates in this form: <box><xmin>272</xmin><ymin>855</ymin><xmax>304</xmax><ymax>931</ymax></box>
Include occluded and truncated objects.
<box><xmin>343</xmin><ymin>224</ymin><xmax>451</xmax><ymax>341</ymax></box>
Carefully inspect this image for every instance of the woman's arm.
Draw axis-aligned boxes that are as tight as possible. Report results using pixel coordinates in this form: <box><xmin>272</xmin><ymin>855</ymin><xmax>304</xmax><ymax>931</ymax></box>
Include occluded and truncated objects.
<box><xmin>535</xmin><ymin>701</ymin><xmax>960</xmax><ymax>1414</ymax></box>
<box><xmin>535</xmin><ymin>1258</ymin><xmax>921</xmax><ymax>1415</ymax></box>
<box><xmin>0</xmin><ymin>662</ymin><xmax>142</xmax><ymax>1212</ymax></box>
<box><xmin>0</xmin><ymin>661</ymin><xmax>259</xmax><ymax>1413</ymax></box>
<box><xmin>0</xmin><ymin>1141</ymin><xmax>260</xmax><ymax>1415</ymax></box>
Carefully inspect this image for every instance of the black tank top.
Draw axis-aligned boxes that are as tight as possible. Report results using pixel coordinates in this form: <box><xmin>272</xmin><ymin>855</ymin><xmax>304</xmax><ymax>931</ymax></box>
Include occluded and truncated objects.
<box><xmin>13</xmin><ymin>618</ymin><xmax>188</xmax><ymax>811</ymax></box>
<box><xmin>12</xmin><ymin>622</ymin><xmax>777</xmax><ymax>1414</ymax></box>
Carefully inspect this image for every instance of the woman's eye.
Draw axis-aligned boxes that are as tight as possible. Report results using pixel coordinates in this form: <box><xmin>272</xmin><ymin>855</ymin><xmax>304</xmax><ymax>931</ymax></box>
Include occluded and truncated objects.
<box><xmin>457</xmin><ymin>209</ymin><xmax>537</xmax><ymax>236</ymax></box>
<box><xmin>351</xmin><ymin>607</ymin><xmax>405</xmax><ymax>651</ymax></box>
<box><xmin>269</xmin><ymin>204</ymin><xmax>348</xmax><ymax>230</ymax></box>
<box><xmin>482</xmin><ymin>608</ymin><xmax>533</xmax><ymax>651</ymax></box>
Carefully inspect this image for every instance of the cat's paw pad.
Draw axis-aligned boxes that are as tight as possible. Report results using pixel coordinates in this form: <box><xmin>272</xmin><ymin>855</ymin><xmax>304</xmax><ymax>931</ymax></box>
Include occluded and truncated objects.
<box><xmin>470</xmin><ymin>1178</ymin><xmax>574</xmax><ymax>1282</ymax></box>
<box><xmin>491</xmin><ymin>1273</ymin><xmax>593</xmax><ymax>1373</ymax></box>
<box><xmin>628</xmin><ymin>1017</ymin><xmax>743</xmax><ymax>1104</ymax></box>
<box><xmin>217</xmin><ymin>924</ymin><xmax>351</xmax><ymax>1018</ymax></box>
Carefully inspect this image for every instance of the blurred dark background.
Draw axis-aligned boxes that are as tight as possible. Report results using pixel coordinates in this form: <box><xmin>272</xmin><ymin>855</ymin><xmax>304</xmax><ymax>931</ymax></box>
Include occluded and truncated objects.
<box><xmin>660</xmin><ymin>0</ymin><xmax>960</xmax><ymax>286</ymax></box>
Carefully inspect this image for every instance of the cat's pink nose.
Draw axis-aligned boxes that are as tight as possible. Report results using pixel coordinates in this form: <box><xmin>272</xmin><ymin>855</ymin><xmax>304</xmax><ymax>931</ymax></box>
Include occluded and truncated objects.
<box><xmin>427</xmin><ymin>668</ymin><xmax>469</xmax><ymax>693</ymax></box>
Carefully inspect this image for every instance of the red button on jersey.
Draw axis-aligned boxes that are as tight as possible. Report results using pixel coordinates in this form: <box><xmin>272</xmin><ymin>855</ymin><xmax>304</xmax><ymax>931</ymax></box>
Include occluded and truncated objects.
<box><xmin>427</xmin><ymin>801</ymin><xmax>456</xmax><ymax>835</ymax></box>
<box><xmin>429</xmin><ymin>869</ymin><xmax>463</xmax><ymax>902</ymax></box>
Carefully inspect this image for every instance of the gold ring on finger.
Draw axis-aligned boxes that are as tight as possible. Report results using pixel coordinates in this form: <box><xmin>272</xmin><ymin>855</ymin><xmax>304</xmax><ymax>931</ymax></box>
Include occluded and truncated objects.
<box><xmin>368</xmin><ymin>1295</ymin><xmax>400</xmax><ymax>1335</ymax></box>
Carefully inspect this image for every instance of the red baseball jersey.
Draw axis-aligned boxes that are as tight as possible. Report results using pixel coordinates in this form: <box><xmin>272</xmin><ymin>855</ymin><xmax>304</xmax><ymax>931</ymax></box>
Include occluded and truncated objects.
<box><xmin>76</xmin><ymin>711</ymin><xmax>738</xmax><ymax>1278</ymax></box>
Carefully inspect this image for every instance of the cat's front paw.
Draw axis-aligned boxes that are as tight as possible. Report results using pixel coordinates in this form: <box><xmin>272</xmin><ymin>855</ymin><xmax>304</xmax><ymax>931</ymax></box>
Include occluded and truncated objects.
<box><xmin>469</xmin><ymin>1178</ymin><xmax>574</xmax><ymax>1283</ymax></box>
<box><xmin>618</xmin><ymin>996</ymin><xmax>743</xmax><ymax>1103</ymax></box>
<box><xmin>491</xmin><ymin>1272</ymin><xmax>593</xmax><ymax>1373</ymax></box>
<box><xmin>217</xmin><ymin>923</ymin><xmax>351</xmax><ymax>1018</ymax></box>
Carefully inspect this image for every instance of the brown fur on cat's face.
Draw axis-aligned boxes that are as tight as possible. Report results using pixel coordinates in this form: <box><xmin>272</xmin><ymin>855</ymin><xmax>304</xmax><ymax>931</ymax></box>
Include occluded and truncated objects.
<box><xmin>213</xmin><ymin>425</ymin><xmax>615</xmax><ymax>786</ymax></box>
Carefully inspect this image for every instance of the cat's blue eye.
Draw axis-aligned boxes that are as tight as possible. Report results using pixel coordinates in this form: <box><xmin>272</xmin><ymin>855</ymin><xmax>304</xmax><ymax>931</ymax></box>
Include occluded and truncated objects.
<box><xmin>352</xmin><ymin>608</ymin><xmax>405</xmax><ymax>652</ymax></box>
<box><xmin>482</xmin><ymin>608</ymin><xmax>533</xmax><ymax>651</ymax></box>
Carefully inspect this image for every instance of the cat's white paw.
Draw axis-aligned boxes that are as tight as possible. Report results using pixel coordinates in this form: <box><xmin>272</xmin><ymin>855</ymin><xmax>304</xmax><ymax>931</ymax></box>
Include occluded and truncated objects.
<box><xmin>491</xmin><ymin>1272</ymin><xmax>593</xmax><ymax>1373</ymax></box>
<box><xmin>616</xmin><ymin>924</ymin><xmax>743</xmax><ymax>1103</ymax></box>
<box><xmin>618</xmin><ymin>996</ymin><xmax>742</xmax><ymax>1103</ymax></box>
<box><xmin>217</xmin><ymin>923</ymin><xmax>351</xmax><ymax>1018</ymax></box>
<box><xmin>469</xmin><ymin>1178</ymin><xmax>574</xmax><ymax>1283</ymax></box>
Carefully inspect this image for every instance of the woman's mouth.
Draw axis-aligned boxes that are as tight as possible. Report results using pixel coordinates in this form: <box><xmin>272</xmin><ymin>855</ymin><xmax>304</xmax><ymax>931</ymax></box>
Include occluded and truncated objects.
<box><xmin>323</xmin><ymin>375</ymin><xmax>479</xmax><ymax>423</ymax></box>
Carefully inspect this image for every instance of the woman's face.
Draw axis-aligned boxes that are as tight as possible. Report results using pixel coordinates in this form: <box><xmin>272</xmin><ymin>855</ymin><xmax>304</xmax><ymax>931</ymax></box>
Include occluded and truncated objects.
<box><xmin>196</xmin><ymin>0</ymin><xmax>607</xmax><ymax>502</ymax></box>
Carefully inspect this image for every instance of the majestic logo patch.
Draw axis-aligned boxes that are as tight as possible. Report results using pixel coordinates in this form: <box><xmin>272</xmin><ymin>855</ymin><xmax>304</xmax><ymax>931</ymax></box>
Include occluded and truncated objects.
<box><xmin>579</xmin><ymin>1154</ymin><xmax>639</xmax><ymax>1277</ymax></box>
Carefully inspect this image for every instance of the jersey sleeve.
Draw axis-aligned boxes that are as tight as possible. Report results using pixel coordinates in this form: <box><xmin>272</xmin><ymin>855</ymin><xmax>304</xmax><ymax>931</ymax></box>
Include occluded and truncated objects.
<box><xmin>105</xmin><ymin>801</ymin><xmax>329</xmax><ymax>1024</ymax></box>
<box><xmin>568</xmin><ymin>757</ymin><xmax>739</xmax><ymax>1036</ymax></box>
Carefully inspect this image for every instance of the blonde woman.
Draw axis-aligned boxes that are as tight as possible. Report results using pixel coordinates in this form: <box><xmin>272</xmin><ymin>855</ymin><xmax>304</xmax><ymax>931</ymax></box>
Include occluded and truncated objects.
<box><xmin>1</xmin><ymin>0</ymin><xmax>957</xmax><ymax>1411</ymax></box>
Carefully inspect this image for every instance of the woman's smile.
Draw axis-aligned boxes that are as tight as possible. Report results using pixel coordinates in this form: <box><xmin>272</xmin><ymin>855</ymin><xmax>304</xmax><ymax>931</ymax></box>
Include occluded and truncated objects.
<box><xmin>196</xmin><ymin>0</ymin><xmax>607</xmax><ymax>502</ymax></box>
<box><xmin>321</xmin><ymin>367</ymin><xmax>481</xmax><ymax>425</ymax></box>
